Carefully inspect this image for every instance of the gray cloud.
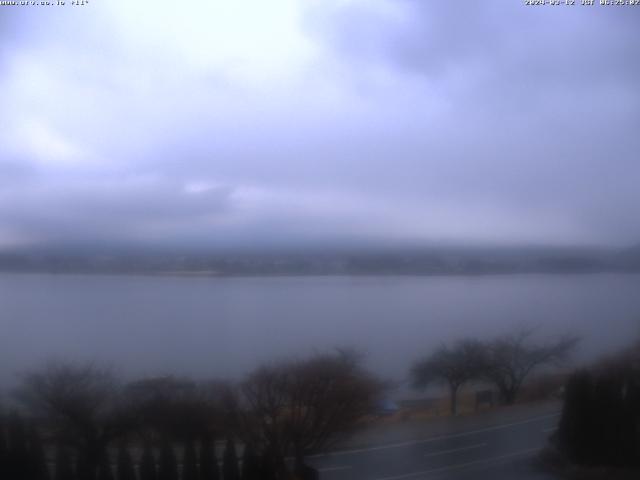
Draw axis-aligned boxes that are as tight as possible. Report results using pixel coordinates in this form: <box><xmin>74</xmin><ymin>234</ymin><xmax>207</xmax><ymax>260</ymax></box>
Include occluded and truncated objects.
<box><xmin>303</xmin><ymin>1</ymin><xmax>640</xmax><ymax>240</ymax></box>
<box><xmin>0</xmin><ymin>177</ymin><xmax>233</xmax><ymax>248</ymax></box>
<box><xmin>0</xmin><ymin>0</ymin><xmax>639</xmax><ymax>250</ymax></box>
<box><xmin>0</xmin><ymin>160</ymin><xmax>36</xmax><ymax>186</ymax></box>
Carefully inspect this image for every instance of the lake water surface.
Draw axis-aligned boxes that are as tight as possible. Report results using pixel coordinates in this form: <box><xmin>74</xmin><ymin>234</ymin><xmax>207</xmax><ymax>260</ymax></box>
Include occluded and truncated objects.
<box><xmin>1</xmin><ymin>273</ymin><xmax>639</xmax><ymax>388</ymax></box>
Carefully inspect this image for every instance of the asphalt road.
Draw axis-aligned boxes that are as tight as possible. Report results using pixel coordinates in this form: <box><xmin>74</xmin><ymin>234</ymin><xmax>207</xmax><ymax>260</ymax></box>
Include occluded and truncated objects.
<box><xmin>308</xmin><ymin>403</ymin><xmax>560</xmax><ymax>480</ymax></box>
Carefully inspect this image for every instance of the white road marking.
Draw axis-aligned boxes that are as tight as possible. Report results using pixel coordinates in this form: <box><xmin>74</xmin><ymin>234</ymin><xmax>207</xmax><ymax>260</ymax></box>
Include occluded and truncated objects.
<box><xmin>373</xmin><ymin>447</ymin><xmax>540</xmax><ymax>480</ymax></box>
<box><xmin>423</xmin><ymin>443</ymin><xmax>486</xmax><ymax>458</ymax></box>
<box><xmin>318</xmin><ymin>465</ymin><xmax>352</xmax><ymax>472</ymax></box>
<box><xmin>310</xmin><ymin>412</ymin><xmax>559</xmax><ymax>458</ymax></box>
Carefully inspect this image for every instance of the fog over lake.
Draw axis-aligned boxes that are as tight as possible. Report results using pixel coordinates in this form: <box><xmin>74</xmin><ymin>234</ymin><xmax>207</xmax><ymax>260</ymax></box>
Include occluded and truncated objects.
<box><xmin>1</xmin><ymin>273</ymin><xmax>639</xmax><ymax>390</ymax></box>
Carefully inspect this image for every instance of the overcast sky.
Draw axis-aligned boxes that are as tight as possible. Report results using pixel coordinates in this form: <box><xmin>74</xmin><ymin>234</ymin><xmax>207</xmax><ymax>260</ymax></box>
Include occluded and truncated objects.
<box><xmin>1</xmin><ymin>0</ymin><xmax>639</xmax><ymax>251</ymax></box>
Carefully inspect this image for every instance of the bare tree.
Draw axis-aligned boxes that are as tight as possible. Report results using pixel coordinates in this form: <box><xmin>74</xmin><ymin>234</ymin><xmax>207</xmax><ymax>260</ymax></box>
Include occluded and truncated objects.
<box><xmin>235</xmin><ymin>351</ymin><xmax>382</xmax><ymax>477</ymax></box>
<box><xmin>235</xmin><ymin>366</ymin><xmax>289</xmax><ymax>476</ymax></box>
<box><xmin>411</xmin><ymin>339</ymin><xmax>487</xmax><ymax>415</ymax></box>
<box><xmin>15</xmin><ymin>362</ymin><xmax>131</xmax><ymax>478</ymax></box>
<box><xmin>123</xmin><ymin>376</ymin><xmax>226</xmax><ymax>442</ymax></box>
<box><xmin>287</xmin><ymin>352</ymin><xmax>381</xmax><ymax>461</ymax></box>
<box><xmin>484</xmin><ymin>329</ymin><xmax>579</xmax><ymax>404</ymax></box>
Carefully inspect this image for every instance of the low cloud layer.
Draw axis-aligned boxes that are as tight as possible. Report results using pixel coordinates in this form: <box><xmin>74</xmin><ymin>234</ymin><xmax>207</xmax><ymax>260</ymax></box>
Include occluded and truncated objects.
<box><xmin>1</xmin><ymin>0</ymin><xmax>639</xmax><ymax>250</ymax></box>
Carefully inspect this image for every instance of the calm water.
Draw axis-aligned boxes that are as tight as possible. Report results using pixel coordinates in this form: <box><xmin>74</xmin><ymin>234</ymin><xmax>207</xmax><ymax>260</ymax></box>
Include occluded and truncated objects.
<box><xmin>1</xmin><ymin>273</ymin><xmax>639</xmax><ymax>387</ymax></box>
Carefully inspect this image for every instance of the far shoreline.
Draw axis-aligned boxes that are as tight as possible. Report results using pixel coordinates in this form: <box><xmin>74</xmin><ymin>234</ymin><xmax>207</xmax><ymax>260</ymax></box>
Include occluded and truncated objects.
<box><xmin>1</xmin><ymin>268</ymin><xmax>640</xmax><ymax>279</ymax></box>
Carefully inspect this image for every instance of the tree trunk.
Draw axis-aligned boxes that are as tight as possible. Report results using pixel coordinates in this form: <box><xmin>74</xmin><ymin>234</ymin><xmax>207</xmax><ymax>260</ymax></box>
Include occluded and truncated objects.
<box><xmin>294</xmin><ymin>450</ymin><xmax>318</xmax><ymax>480</ymax></box>
<box><xmin>450</xmin><ymin>384</ymin><xmax>459</xmax><ymax>416</ymax></box>
<box><xmin>259</xmin><ymin>446</ymin><xmax>286</xmax><ymax>480</ymax></box>
<box><xmin>293</xmin><ymin>449</ymin><xmax>304</xmax><ymax>472</ymax></box>
<box><xmin>503</xmin><ymin>391</ymin><xmax>515</xmax><ymax>405</ymax></box>
<box><xmin>500</xmin><ymin>384</ymin><xmax>518</xmax><ymax>405</ymax></box>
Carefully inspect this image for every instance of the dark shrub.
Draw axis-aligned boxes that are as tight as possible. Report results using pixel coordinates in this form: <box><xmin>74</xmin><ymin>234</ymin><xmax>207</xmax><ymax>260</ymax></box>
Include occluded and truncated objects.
<box><xmin>139</xmin><ymin>443</ymin><xmax>156</xmax><ymax>480</ymax></box>
<box><xmin>0</xmin><ymin>415</ymin><xmax>6</xmax><ymax>480</ymax></box>
<box><xmin>54</xmin><ymin>447</ymin><xmax>75</xmax><ymax>480</ymax></box>
<box><xmin>76</xmin><ymin>450</ymin><xmax>95</xmax><ymax>480</ymax></box>
<box><xmin>557</xmin><ymin>370</ymin><xmax>595</xmax><ymax>464</ymax></box>
<box><xmin>97</xmin><ymin>452</ymin><xmax>114</xmax><ymax>480</ymax></box>
<box><xmin>116</xmin><ymin>445</ymin><xmax>136</xmax><ymax>480</ymax></box>
<box><xmin>182</xmin><ymin>441</ymin><xmax>198</xmax><ymax>480</ymax></box>
<box><xmin>240</xmin><ymin>443</ymin><xmax>260</xmax><ymax>480</ymax></box>
<box><xmin>222</xmin><ymin>439</ymin><xmax>239</xmax><ymax>480</ymax></box>
<box><xmin>157</xmin><ymin>441</ymin><xmax>178</xmax><ymax>480</ymax></box>
<box><xmin>199</xmin><ymin>437</ymin><xmax>219</xmax><ymax>480</ymax></box>
<box><xmin>7</xmin><ymin>413</ymin><xmax>30</xmax><ymax>480</ymax></box>
<box><xmin>557</xmin><ymin>362</ymin><xmax>640</xmax><ymax>467</ymax></box>
<box><xmin>28</xmin><ymin>426</ymin><xmax>50</xmax><ymax>480</ymax></box>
